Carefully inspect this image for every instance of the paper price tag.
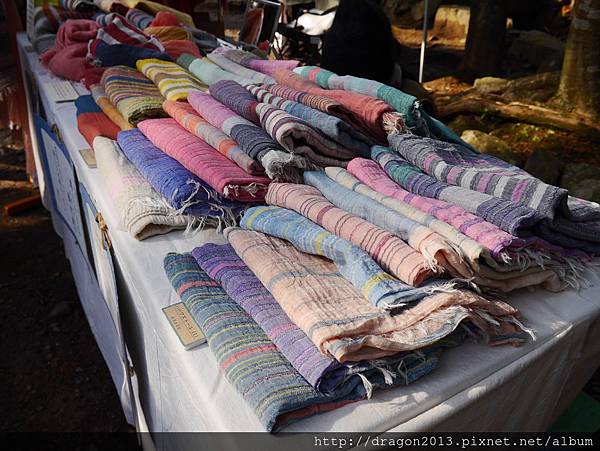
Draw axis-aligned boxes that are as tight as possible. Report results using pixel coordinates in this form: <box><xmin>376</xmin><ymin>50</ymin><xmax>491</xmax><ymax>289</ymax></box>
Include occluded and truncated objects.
<box><xmin>163</xmin><ymin>303</ymin><xmax>206</xmax><ymax>350</ymax></box>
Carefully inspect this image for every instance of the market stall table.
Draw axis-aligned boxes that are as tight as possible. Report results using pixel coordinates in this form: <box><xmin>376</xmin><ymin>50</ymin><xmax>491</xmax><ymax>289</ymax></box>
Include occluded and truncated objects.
<box><xmin>16</xmin><ymin>32</ymin><xmax>600</xmax><ymax>444</ymax></box>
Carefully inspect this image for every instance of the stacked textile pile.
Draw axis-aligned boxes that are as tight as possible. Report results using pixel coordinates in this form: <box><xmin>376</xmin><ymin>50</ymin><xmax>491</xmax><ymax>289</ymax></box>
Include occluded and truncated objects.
<box><xmin>34</xmin><ymin>6</ymin><xmax>600</xmax><ymax>432</ymax></box>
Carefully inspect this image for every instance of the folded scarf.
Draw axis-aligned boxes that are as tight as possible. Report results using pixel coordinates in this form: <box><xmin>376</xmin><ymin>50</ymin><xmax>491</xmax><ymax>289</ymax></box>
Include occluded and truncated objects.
<box><xmin>274</xmin><ymin>69</ymin><xmax>400</xmax><ymax>143</ymax></box>
<box><xmin>162</xmin><ymin>39</ymin><xmax>202</xmax><ymax>60</ymax></box>
<box><xmin>94</xmin><ymin>136</ymin><xmax>193</xmax><ymax>239</ymax></box>
<box><xmin>193</xmin><ymin>243</ymin><xmax>444</xmax><ymax>394</ymax></box>
<box><xmin>387</xmin><ymin>133</ymin><xmax>600</xmax><ymax>252</ymax></box>
<box><xmin>186</xmin><ymin>27</ymin><xmax>220</xmax><ymax>53</ymax></box>
<box><xmin>61</xmin><ymin>0</ymin><xmax>98</xmax><ymax>11</ymax></box>
<box><xmin>101</xmin><ymin>65</ymin><xmax>167</xmax><ymax>125</ymax></box>
<box><xmin>208</xmin><ymin>80</ymin><xmax>356</xmax><ymax>166</ymax></box>
<box><xmin>207</xmin><ymin>53</ymin><xmax>275</xmax><ymax>85</ymax></box>
<box><xmin>324</xmin><ymin>166</ymin><xmax>567</xmax><ymax>292</ymax></box>
<box><xmin>295</xmin><ymin>66</ymin><xmax>466</xmax><ymax>146</ymax></box>
<box><xmin>215</xmin><ymin>48</ymin><xmax>299</xmax><ymax>77</ymax></box>
<box><xmin>136</xmin><ymin>58</ymin><xmax>206</xmax><ymax>101</ymax></box>
<box><xmin>163</xmin><ymin>252</ymin><xmax>366</xmax><ymax>432</ymax></box>
<box><xmin>138</xmin><ymin>118</ymin><xmax>269</xmax><ymax>202</ymax></box>
<box><xmin>95</xmin><ymin>11</ymin><xmax>123</xmax><ymax>26</ymax></box>
<box><xmin>188</xmin><ymin>92</ymin><xmax>313</xmax><ymax>180</ymax></box>
<box><xmin>302</xmin><ymin>171</ymin><xmax>472</xmax><ymax>279</ymax></box>
<box><xmin>177</xmin><ymin>54</ymin><xmax>255</xmax><ymax>86</ymax></box>
<box><xmin>241</xmin><ymin>206</ymin><xmax>446</xmax><ymax>307</ymax></box>
<box><xmin>247</xmin><ymin>84</ymin><xmax>373</xmax><ymax>157</ymax></box>
<box><xmin>92</xmin><ymin>40</ymin><xmax>172</xmax><ymax>67</ymax></box>
<box><xmin>208</xmin><ymin>80</ymin><xmax>260</xmax><ymax>125</ymax></box>
<box><xmin>90</xmin><ymin>84</ymin><xmax>133</xmax><ymax>130</ymax></box>
<box><xmin>143</xmin><ymin>25</ymin><xmax>191</xmax><ymax>42</ymax></box>
<box><xmin>226</xmin><ymin>227</ymin><xmax>529</xmax><ymax>362</ymax></box>
<box><xmin>120</xmin><ymin>0</ymin><xmax>194</xmax><ymax>27</ymax></box>
<box><xmin>163</xmin><ymin>100</ymin><xmax>263</xmax><ymax>175</ymax></box>
<box><xmin>265</xmin><ymin>182</ymin><xmax>442</xmax><ymax>286</ymax></box>
<box><xmin>117</xmin><ymin>129</ymin><xmax>244</xmax><ymax>224</ymax></box>
<box><xmin>124</xmin><ymin>7</ymin><xmax>153</xmax><ymax>29</ymax></box>
<box><xmin>150</xmin><ymin>11</ymin><xmax>180</xmax><ymax>27</ymax></box>
<box><xmin>256</xmin><ymin>103</ymin><xmax>358</xmax><ymax>168</ymax></box>
<box><xmin>75</xmin><ymin>95</ymin><xmax>120</xmax><ymax>146</ymax></box>
<box><xmin>40</xmin><ymin>19</ymin><xmax>100</xmax><ymax>81</ymax></box>
<box><xmin>88</xmin><ymin>16</ymin><xmax>164</xmax><ymax>58</ymax></box>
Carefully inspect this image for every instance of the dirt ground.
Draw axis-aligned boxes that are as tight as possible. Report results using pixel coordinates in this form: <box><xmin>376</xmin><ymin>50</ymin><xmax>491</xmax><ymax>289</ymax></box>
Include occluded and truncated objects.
<box><xmin>0</xmin><ymin>134</ymin><xmax>128</xmax><ymax>432</ymax></box>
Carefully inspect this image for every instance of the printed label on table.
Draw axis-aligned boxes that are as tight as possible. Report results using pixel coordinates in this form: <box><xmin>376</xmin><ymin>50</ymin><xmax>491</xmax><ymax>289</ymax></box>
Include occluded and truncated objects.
<box><xmin>79</xmin><ymin>149</ymin><xmax>97</xmax><ymax>168</ymax></box>
<box><xmin>46</xmin><ymin>80</ymin><xmax>79</xmax><ymax>103</ymax></box>
<box><xmin>163</xmin><ymin>303</ymin><xmax>206</xmax><ymax>350</ymax></box>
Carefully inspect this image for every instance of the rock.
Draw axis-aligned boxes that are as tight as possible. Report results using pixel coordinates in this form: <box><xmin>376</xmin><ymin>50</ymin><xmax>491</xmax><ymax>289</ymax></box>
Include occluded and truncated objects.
<box><xmin>448</xmin><ymin>115</ymin><xmax>491</xmax><ymax>135</ymax></box>
<box><xmin>460</xmin><ymin>130</ymin><xmax>523</xmax><ymax>166</ymax></box>
<box><xmin>473</xmin><ymin>77</ymin><xmax>509</xmax><ymax>95</ymax></box>
<box><xmin>560</xmin><ymin>163</ymin><xmax>600</xmax><ymax>192</ymax></box>
<box><xmin>48</xmin><ymin>301</ymin><xmax>72</xmax><ymax>319</ymax></box>
<box><xmin>508</xmin><ymin>30</ymin><xmax>565</xmax><ymax>70</ymax></box>
<box><xmin>571</xmin><ymin>179</ymin><xmax>600</xmax><ymax>204</ymax></box>
<box><xmin>523</xmin><ymin>150</ymin><xmax>564</xmax><ymax>185</ymax></box>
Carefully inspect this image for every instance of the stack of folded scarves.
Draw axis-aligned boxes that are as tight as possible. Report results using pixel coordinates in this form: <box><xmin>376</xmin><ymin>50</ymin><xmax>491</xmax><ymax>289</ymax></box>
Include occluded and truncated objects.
<box><xmin>117</xmin><ymin>128</ymin><xmax>245</xmax><ymax>225</ymax></box>
<box><xmin>101</xmin><ymin>65</ymin><xmax>167</xmax><ymax>125</ymax></box>
<box><xmin>90</xmin><ymin>84</ymin><xmax>134</xmax><ymax>130</ymax></box>
<box><xmin>165</xmin><ymin>249</ymin><xmax>461</xmax><ymax>431</ymax></box>
<box><xmin>187</xmin><ymin>92</ymin><xmax>314</xmax><ymax>181</ymax></box>
<box><xmin>209</xmin><ymin>80</ymin><xmax>356</xmax><ymax>168</ymax></box>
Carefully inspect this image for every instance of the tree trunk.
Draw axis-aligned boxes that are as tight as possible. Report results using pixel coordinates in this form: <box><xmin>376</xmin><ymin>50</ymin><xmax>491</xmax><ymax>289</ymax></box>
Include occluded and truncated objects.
<box><xmin>557</xmin><ymin>0</ymin><xmax>600</xmax><ymax>120</ymax></box>
<box><xmin>461</xmin><ymin>0</ymin><xmax>508</xmax><ymax>80</ymax></box>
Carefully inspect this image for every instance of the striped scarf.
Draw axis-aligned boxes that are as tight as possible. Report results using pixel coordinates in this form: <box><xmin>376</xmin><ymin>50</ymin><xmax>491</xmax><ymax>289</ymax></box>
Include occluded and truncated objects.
<box><xmin>163</xmin><ymin>252</ymin><xmax>366</xmax><ymax>432</ymax></box>
<box><xmin>117</xmin><ymin>128</ymin><xmax>245</xmax><ymax>223</ymax></box>
<box><xmin>136</xmin><ymin>58</ymin><xmax>206</xmax><ymax>101</ymax></box>
<box><xmin>225</xmin><ymin>227</ymin><xmax>529</xmax><ymax>362</ymax></box>
<box><xmin>214</xmin><ymin>48</ymin><xmax>299</xmax><ymax>78</ymax></box>
<box><xmin>188</xmin><ymin>92</ymin><xmax>312</xmax><ymax>181</ymax></box>
<box><xmin>265</xmin><ymin>181</ymin><xmax>443</xmax><ymax>285</ymax></box>
<box><xmin>92</xmin><ymin>40</ymin><xmax>172</xmax><ymax>67</ymax></box>
<box><xmin>256</xmin><ymin>103</ymin><xmax>354</xmax><ymax>168</ymax></box>
<box><xmin>207</xmin><ymin>52</ymin><xmax>275</xmax><ymax>85</ymax></box>
<box><xmin>93</xmin><ymin>136</ymin><xmax>193</xmax><ymax>239</ymax></box>
<box><xmin>274</xmin><ymin>70</ymin><xmax>397</xmax><ymax>144</ymax></box>
<box><xmin>75</xmin><ymin>95</ymin><xmax>120</xmax><ymax>147</ymax></box>
<box><xmin>208</xmin><ymin>80</ymin><xmax>260</xmax><ymax>125</ymax></box>
<box><xmin>90</xmin><ymin>84</ymin><xmax>133</xmax><ymax>130</ymax></box>
<box><xmin>162</xmin><ymin>100</ymin><xmax>263</xmax><ymax>175</ymax></box>
<box><xmin>303</xmin><ymin>171</ymin><xmax>472</xmax><ymax>279</ymax></box>
<box><xmin>177</xmin><ymin>54</ymin><xmax>255</xmax><ymax>86</ymax></box>
<box><xmin>246</xmin><ymin>84</ymin><xmax>373</xmax><ymax>157</ymax></box>
<box><xmin>101</xmin><ymin>65</ymin><xmax>167</xmax><ymax>125</ymax></box>
<box><xmin>387</xmin><ymin>133</ymin><xmax>600</xmax><ymax>252</ymax></box>
<box><xmin>88</xmin><ymin>16</ymin><xmax>164</xmax><ymax>57</ymax></box>
<box><xmin>137</xmin><ymin>118</ymin><xmax>269</xmax><ymax>202</ymax></box>
<box><xmin>294</xmin><ymin>66</ymin><xmax>467</xmax><ymax>147</ymax></box>
<box><xmin>124</xmin><ymin>7</ymin><xmax>153</xmax><ymax>29</ymax></box>
<box><xmin>241</xmin><ymin>205</ymin><xmax>440</xmax><ymax>308</ymax></box>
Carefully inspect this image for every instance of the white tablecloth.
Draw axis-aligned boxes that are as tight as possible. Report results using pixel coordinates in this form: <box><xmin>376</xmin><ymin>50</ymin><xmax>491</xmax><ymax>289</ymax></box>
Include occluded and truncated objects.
<box><xmin>17</xmin><ymin>32</ymin><xmax>600</xmax><ymax>442</ymax></box>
